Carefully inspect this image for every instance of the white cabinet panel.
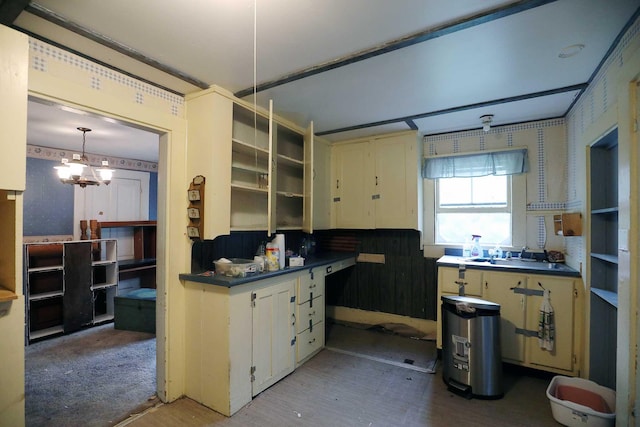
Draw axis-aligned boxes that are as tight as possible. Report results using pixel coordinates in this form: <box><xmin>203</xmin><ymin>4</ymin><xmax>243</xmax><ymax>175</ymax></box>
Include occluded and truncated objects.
<box><xmin>331</xmin><ymin>131</ymin><xmax>419</xmax><ymax>230</ymax></box>
<box><xmin>484</xmin><ymin>271</ymin><xmax>527</xmax><ymax>363</ymax></box>
<box><xmin>252</xmin><ymin>278</ymin><xmax>296</xmax><ymax>396</ymax></box>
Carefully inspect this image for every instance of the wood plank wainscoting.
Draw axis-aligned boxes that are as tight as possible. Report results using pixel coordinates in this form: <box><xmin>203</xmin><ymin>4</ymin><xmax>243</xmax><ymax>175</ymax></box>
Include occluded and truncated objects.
<box><xmin>191</xmin><ymin>229</ymin><xmax>437</xmax><ymax>323</ymax></box>
<box><xmin>320</xmin><ymin>229</ymin><xmax>437</xmax><ymax>321</ymax></box>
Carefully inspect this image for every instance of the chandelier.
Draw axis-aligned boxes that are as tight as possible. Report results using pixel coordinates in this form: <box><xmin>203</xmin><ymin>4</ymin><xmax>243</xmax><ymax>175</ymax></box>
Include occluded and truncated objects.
<box><xmin>54</xmin><ymin>127</ymin><xmax>114</xmax><ymax>188</ymax></box>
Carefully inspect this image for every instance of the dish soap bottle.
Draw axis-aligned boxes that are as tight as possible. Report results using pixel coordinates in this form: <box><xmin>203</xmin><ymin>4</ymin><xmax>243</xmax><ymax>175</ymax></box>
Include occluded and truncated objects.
<box><xmin>462</xmin><ymin>239</ymin><xmax>472</xmax><ymax>257</ymax></box>
<box><xmin>470</xmin><ymin>235</ymin><xmax>482</xmax><ymax>257</ymax></box>
<box><xmin>494</xmin><ymin>244</ymin><xmax>503</xmax><ymax>259</ymax></box>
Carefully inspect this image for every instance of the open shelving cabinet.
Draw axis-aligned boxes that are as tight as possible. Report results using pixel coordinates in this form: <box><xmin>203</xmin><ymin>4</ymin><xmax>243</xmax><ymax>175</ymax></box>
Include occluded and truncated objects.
<box><xmin>588</xmin><ymin>127</ymin><xmax>618</xmax><ymax>389</ymax></box>
<box><xmin>24</xmin><ymin>239</ymin><xmax>118</xmax><ymax>342</ymax></box>
<box><xmin>99</xmin><ymin>220</ymin><xmax>157</xmax><ymax>289</ymax></box>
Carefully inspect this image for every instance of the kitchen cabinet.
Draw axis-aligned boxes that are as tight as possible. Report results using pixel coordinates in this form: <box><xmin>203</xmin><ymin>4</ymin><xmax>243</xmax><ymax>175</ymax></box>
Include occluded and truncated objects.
<box><xmin>186</xmin><ymin>87</ymin><xmax>320</xmax><ymax>238</ymax></box>
<box><xmin>483</xmin><ymin>271</ymin><xmax>527</xmax><ymax>363</ymax></box>
<box><xmin>588</xmin><ymin>129</ymin><xmax>618</xmax><ymax>389</ymax></box>
<box><xmin>331</xmin><ymin>131</ymin><xmax>420</xmax><ymax>230</ymax></box>
<box><xmin>184</xmin><ymin>273</ymin><xmax>298</xmax><ymax>416</ymax></box>
<box><xmin>251</xmin><ymin>278</ymin><xmax>297</xmax><ymax>395</ymax></box>
<box><xmin>296</xmin><ymin>268</ymin><xmax>325</xmax><ymax>365</ymax></box>
<box><xmin>305</xmin><ymin>134</ymin><xmax>331</xmax><ymax>232</ymax></box>
<box><xmin>24</xmin><ymin>239</ymin><xmax>118</xmax><ymax>342</ymax></box>
<box><xmin>181</xmin><ymin>255</ymin><xmax>355</xmax><ymax>416</ymax></box>
<box><xmin>525</xmin><ymin>275</ymin><xmax>578</xmax><ymax>372</ymax></box>
<box><xmin>437</xmin><ymin>265</ymin><xmax>583</xmax><ymax>376</ymax></box>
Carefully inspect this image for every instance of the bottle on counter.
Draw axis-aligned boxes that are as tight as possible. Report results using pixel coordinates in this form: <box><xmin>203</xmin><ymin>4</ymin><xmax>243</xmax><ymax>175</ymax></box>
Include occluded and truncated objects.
<box><xmin>470</xmin><ymin>235</ymin><xmax>482</xmax><ymax>257</ymax></box>
<box><xmin>265</xmin><ymin>242</ymin><xmax>280</xmax><ymax>271</ymax></box>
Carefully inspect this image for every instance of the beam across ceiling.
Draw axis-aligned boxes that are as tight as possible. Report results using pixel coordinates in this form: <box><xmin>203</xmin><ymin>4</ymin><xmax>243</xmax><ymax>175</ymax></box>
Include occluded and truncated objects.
<box><xmin>234</xmin><ymin>0</ymin><xmax>559</xmax><ymax>98</ymax></box>
<box><xmin>25</xmin><ymin>2</ymin><xmax>210</xmax><ymax>90</ymax></box>
<box><xmin>0</xmin><ymin>0</ymin><xmax>30</xmax><ymax>25</ymax></box>
<box><xmin>315</xmin><ymin>83</ymin><xmax>587</xmax><ymax>136</ymax></box>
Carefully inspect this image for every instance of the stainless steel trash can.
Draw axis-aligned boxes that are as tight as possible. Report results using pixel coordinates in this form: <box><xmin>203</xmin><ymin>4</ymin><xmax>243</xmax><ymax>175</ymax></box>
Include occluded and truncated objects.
<box><xmin>441</xmin><ymin>295</ymin><xmax>503</xmax><ymax>399</ymax></box>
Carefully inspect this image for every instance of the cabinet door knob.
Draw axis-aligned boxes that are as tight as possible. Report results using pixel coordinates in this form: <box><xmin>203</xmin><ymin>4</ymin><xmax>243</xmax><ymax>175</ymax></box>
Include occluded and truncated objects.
<box><xmin>291</xmin><ymin>313</ymin><xmax>296</xmax><ymax>326</ymax></box>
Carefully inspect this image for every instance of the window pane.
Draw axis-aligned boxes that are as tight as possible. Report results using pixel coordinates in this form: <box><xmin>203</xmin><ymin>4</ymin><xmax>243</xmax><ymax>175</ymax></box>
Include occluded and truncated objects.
<box><xmin>438</xmin><ymin>177</ymin><xmax>471</xmax><ymax>206</ymax></box>
<box><xmin>471</xmin><ymin>175</ymin><xmax>507</xmax><ymax>206</ymax></box>
<box><xmin>436</xmin><ymin>212</ymin><xmax>511</xmax><ymax>246</ymax></box>
<box><xmin>439</xmin><ymin>175</ymin><xmax>507</xmax><ymax>208</ymax></box>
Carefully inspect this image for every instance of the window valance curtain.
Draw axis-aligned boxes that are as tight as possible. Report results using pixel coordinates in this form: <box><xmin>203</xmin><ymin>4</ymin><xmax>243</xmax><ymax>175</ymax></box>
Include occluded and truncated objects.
<box><xmin>422</xmin><ymin>148</ymin><xmax>529</xmax><ymax>179</ymax></box>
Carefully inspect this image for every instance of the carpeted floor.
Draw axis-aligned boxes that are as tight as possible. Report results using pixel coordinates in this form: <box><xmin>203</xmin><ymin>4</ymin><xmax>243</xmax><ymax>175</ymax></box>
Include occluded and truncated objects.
<box><xmin>25</xmin><ymin>323</ymin><xmax>157</xmax><ymax>427</ymax></box>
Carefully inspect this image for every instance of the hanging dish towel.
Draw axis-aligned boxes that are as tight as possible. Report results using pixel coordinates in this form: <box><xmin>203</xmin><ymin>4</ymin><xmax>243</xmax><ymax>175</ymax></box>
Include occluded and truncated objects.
<box><xmin>538</xmin><ymin>289</ymin><xmax>555</xmax><ymax>351</ymax></box>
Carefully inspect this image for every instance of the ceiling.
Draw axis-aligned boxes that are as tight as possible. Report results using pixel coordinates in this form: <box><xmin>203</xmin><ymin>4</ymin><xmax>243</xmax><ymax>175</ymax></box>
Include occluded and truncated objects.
<box><xmin>3</xmin><ymin>0</ymin><xmax>639</xmax><ymax>163</ymax></box>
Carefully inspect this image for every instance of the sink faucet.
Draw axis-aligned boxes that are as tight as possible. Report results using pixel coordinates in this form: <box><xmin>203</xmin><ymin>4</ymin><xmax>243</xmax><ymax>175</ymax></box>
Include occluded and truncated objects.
<box><xmin>520</xmin><ymin>246</ymin><xmax>528</xmax><ymax>259</ymax></box>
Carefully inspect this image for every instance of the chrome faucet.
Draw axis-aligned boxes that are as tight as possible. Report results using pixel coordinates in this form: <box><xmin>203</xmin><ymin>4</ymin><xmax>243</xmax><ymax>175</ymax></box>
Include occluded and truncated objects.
<box><xmin>520</xmin><ymin>246</ymin><xmax>528</xmax><ymax>259</ymax></box>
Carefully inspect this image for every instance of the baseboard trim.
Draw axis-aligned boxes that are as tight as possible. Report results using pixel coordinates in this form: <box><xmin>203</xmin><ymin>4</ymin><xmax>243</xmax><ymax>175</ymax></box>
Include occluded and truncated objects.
<box><xmin>326</xmin><ymin>306</ymin><xmax>436</xmax><ymax>337</ymax></box>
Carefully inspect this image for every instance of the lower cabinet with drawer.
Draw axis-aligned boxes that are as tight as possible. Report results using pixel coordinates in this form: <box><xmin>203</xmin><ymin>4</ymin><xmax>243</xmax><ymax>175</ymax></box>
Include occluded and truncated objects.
<box><xmin>437</xmin><ymin>266</ymin><xmax>584</xmax><ymax>376</ymax></box>
<box><xmin>296</xmin><ymin>268</ymin><xmax>325</xmax><ymax>365</ymax></box>
<box><xmin>181</xmin><ymin>254</ymin><xmax>356</xmax><ymax>417</ymax></box>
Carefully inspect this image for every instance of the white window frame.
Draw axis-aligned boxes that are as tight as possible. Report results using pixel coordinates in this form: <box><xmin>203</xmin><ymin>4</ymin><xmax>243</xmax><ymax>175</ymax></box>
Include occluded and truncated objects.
<box><xmin>423</xmin><ymin>172</ymin><xmax>526</xmax><ymax>257</ymax></box>
<box><xmin>435</xmin><ymin>175</ymin><xmax>512</xmax><ymax>245</ymax></box>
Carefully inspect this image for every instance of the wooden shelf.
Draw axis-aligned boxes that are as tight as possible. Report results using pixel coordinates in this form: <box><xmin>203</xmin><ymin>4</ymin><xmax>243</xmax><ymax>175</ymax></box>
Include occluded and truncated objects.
<box><xmin>99</xmin><ymin>220</ymin><xmax>157</xmax><ymax>228</ymax></box>
<box><xmin>27</xmin><ymin>265</ymin><xmax>63</xmax><ymax>273</ymax></box>
<box><xmin>592</xmin><ymin>287</ymin><xmax>618</xmax><ymax>308</ymax></box>
<box><xmin>277</xmin><ymin>154</ymin><xmax>303</xmax><ymax>168</ymax></box>
<box><xmin>29</xmin><ymin>290</ymin><xmax>63</xmax><ymax>301</ymax></box>
<box><xmin>231</xmin><ymin>183</ymin><xmax>269</xmax><ymax>194</ymax></box>
<box><xmin>591</xmin><ymin>253</ymin><xmax>618</xmax><ymax>264</ymax></box>
<box><xmin>592</xmin><ymin>207</ymin><xmax>618</xmax><ymax>215</ymax></box>
<box><xmin>0</xmin><ymin>286</ymin><xmax>17</xmax><ymax>302</ymax></box>
<box><xmin>29</xmin><ymin>326</ymin><xmax>64</xmax><ymax>341</ymax></box>
<box><xmin>553</xmin><ymin>212</ymin><xmax>582</xmax><ymax>236</ymax></box>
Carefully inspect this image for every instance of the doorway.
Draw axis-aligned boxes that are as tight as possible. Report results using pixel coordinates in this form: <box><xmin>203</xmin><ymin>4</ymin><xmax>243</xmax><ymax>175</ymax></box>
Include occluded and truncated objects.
<box><xmin>24</xmin><ymin>98</ymin><xmax>161</xmax><ymax>422</ymax></box>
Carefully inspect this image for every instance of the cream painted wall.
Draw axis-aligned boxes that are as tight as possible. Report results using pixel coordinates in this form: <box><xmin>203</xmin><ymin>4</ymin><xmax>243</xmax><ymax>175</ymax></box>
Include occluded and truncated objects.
<box><xmin>0</xmin><ymin>32</ymin><xmax>191</xmax><ymax>427</ymax></box>
<box><xmin>0</xmin><ymin>25</ymin><xmax>28</xmax><ymax>427</ymax></box>
<box><xmin>422</xmin><ymin>119</ymin><xmax>569</xmax><ymax>258</ymax></box>
<box><xmin>566</xmin><ymin>16</ymin><xmax>640</xmax><ymax>425</ymax></box>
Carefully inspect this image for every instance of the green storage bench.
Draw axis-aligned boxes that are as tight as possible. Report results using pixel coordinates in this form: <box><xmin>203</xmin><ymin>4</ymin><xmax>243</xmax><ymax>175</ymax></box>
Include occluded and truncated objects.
<box><xmin>114</xmin><ymin>288</ymin><xmax>156</xmax><ymax>334</ymax></box>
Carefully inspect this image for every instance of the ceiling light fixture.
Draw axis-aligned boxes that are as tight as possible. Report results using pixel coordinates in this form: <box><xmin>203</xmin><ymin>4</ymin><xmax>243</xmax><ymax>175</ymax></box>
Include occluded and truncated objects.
<box><xmin>558</xmin><ymin>44</ymin><xmax>585</xmax><ymax>59</ymax></box>
<box><xmin>480</xmin><ymin>114</ymin><xmax>494</xmax><ymax>132</ymax></box>
<box><xmin>54</xmin><ymin>127</ymin><xmax>114</xmax><ymax>188</ymax></box>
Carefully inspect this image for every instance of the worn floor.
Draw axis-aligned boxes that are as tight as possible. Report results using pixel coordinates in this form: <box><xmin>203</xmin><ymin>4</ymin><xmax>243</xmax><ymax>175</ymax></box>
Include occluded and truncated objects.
<box><xmin>118</xmin><ymin>323</ymin><xmax>557</xmax><ymax>426</ymax></box>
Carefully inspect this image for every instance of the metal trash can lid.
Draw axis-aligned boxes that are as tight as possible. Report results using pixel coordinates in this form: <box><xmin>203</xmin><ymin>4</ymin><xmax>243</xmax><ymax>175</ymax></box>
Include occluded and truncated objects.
<box><xmin>441</xmin><ymin>295</ymin><xmax>500</xmax><ymax>311</ymax></box>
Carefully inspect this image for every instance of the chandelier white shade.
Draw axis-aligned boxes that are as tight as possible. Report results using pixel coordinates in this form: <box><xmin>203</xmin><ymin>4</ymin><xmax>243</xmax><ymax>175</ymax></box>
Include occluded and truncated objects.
<box><xmin>55</xmin><ymin>127</ymin><xmax>114</xmax><ymax>187</ymax></box>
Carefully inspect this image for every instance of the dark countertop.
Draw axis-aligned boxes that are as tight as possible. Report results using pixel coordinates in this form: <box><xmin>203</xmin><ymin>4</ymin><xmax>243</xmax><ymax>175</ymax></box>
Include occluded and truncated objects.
<box><xmin>179</xmin><ymin>252</ymin><xmax>357</xmax><ymax>287</ymax></box>
<box><xmin>437</xmin><ymin>255</ymin><xmax>581</xmax><ymax>277</ymax></box>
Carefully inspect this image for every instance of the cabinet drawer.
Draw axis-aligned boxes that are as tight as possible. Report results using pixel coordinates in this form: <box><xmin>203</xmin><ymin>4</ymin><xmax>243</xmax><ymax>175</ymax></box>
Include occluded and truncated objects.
<box><xmin>296</xmin><ymin>295</ymin><xmax>324</xmax><ymax>334</ymax></box>
<box><xmin>297</xmin><ymin>275</ymin><xmax>323</xmax><ymax>304</ymax></box>
<box><xmin>297</xmin><ymin>321</ymin><xmax>324</xmax><ymax>362</ymax></box>
<box><xmin>440</xmin><ymin>267</ymin><xmax>482</xmax><ymax>296</ymax></box>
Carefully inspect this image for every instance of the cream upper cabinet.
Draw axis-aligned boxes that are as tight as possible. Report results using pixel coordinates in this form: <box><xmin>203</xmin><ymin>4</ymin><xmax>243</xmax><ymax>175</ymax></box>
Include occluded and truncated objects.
<box><xmin>0</xmin><ymin>26</ymin><xmax>28</xmax><ymax>191</ymax></box>
<box><xmin>331</xmin><ymin>131</ymin><xmax>420</xmax><ymax>230</ymax></box>
<box><xmin>186</xmin><ymin>87</ymin><xmax>313</xmax><ymax>238</ymax></box>
<box><xmin>306</xmin><ymin>134</ymin><xmax>331</xmax><ymax>232</ymax></box>
<box><xmin>372</xmin><ymin>133</ymin><xmax>419</xmax><ymax>228</ymax></box>
<box><xmin>332</xmin><ymin>141</ymin><xmax>375</xmax><ymax>228</ymax></box>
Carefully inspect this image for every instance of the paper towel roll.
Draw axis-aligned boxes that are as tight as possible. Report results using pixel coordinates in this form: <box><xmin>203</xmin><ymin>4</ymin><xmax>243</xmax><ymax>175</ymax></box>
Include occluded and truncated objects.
<box><xmin>274</xmin><ymin>234</ymin><xmax>285</xmax><ymax>269</ymax></box>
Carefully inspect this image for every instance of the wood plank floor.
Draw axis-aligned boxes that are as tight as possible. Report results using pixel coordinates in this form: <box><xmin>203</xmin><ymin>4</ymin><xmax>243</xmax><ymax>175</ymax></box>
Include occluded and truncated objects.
<box><xmin>118</xmin><ymin>324</ymin><xmax>558</xmax><ymax>426</ymax></box>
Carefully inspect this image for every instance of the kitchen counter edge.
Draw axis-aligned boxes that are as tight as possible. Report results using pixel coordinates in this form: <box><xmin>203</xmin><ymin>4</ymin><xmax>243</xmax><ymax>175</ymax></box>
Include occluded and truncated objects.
<box><xmin>179</xmin><ymin>252</ymin><xmax>357</xmax><ymax>287</ymax></box>
<box><xmin>437</xmin><ymin>255</ymin><xmax>581</xmax><ymax>277</ymax></box>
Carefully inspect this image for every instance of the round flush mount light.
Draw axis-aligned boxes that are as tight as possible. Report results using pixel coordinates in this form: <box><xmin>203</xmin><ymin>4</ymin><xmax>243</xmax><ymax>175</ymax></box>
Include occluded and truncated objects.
<box><xmin>558</xmin><ymin>44</ymin><xmax>585</xmax><ymax>59</ymax></box>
